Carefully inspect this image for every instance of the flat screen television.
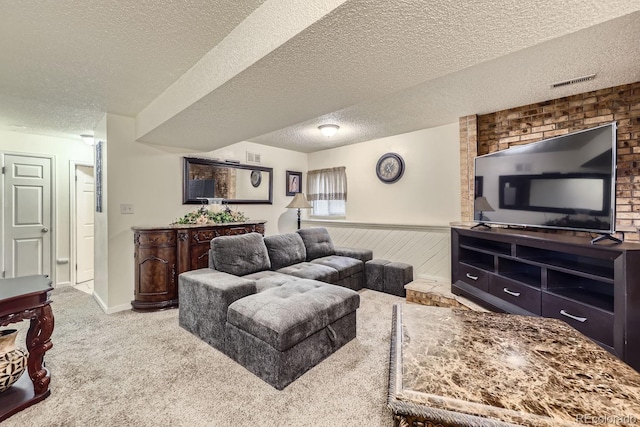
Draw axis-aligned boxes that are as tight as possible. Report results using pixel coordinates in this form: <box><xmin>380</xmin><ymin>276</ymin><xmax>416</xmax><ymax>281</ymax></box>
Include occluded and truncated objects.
<box><xmin>474</xmin><ymin>122</ymin><xmax>617</xmax><ymax>234</ymax></box>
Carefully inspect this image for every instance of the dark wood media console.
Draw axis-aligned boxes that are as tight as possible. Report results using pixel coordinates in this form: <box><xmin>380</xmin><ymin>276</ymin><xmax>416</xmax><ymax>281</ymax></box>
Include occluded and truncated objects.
<box><xmin>131</xmin><ymin>221</ymin><xmax>266</xmax><ymax>312</ymax></box>
<box><xmin>451</xmin><ymin>226</ymin><xmax>640</xmax><ymax>371</ymax></box>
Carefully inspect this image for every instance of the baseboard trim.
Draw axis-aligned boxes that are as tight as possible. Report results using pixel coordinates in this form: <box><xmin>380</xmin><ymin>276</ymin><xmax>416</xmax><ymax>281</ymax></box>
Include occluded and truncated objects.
<box><xmin>105</xmin><ymin>303</ymin><xmax>132</xmax><ymax>314</ymax></box>
<box><xmin>92</xmin><ymin>292</ymin><xmax>131</xmax><ymax>314</ymax></box>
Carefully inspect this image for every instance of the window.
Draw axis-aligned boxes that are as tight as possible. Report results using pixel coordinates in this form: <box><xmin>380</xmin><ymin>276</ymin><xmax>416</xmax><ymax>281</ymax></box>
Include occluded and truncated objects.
<box><xmin>307</xmin><ymin>167</ymin><xmax>347</xmax><ymax>217</ymax></box>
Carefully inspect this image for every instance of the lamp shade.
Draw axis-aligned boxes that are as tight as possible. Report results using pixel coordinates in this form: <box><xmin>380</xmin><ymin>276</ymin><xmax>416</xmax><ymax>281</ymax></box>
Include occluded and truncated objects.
<box><xmin>474</xmin><ymin>197</ymin><xmax>495</xmax><ymax>212</ymax></box>
<box><xmin>286</xmin><ymin>193</ymin><xmax>312</xmax><ymax>209</ymax></box>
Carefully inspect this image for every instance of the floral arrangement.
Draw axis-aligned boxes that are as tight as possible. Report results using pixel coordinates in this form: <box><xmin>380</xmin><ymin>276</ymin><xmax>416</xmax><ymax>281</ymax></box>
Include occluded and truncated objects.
<box><xmin>172</xmin><ymin>206</ymin><xmax>248</xmax><ymax>225</ymax></box>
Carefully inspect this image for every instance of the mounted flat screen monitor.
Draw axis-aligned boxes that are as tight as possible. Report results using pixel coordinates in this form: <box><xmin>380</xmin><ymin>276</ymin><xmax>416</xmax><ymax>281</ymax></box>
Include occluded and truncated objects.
<box><xmin>474</xmin><ymin>122</ymin><xmax>617</xmax><ymax>234</ymax></box>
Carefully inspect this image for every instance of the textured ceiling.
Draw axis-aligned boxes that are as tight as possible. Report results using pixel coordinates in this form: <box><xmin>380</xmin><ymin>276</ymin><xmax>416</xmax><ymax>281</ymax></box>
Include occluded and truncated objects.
<box><xmin>0</xmin><ymin>0</ymin><xmax>267</xmax><ymax>136</ymax></box>
<box><xmin>1</xmin><ymin>0</ymin><xmax>639</xmax><ymax>151</ymax></box>
<box><xmin>252</xmin><ymin>10</ymin><xmax>640</xmax><ymax>152</ymax></box>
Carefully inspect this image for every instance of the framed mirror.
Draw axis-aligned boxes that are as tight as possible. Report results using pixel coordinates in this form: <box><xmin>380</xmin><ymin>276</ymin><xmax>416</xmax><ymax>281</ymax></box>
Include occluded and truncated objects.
<box><xmin>183</xmin><ymin>157</ymin><xmax>273</xmax><ymax>204</ymax></box>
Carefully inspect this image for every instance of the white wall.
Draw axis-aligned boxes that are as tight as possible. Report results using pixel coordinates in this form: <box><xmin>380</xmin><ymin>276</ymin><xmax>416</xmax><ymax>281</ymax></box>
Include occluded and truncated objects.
<box><xmin>0</xmin><ymin>130</ymin><xmax>94</xmax><ymax>286</ymax></box>
<box><xmin>94</xmin><ymin>114</ymin><xmax>308</xmax><ymax>312</ymax></box>
<box><xmin>95</xmin><ymin>116</ymin><xmax>460</xmax><ymax>312</ymax></box>
<box><xmin>93</xmin><ymin>115</ymin><xmax>109</xmax><ymax>309</ymax></box>
<box><xmin>210</xmin><ymin>141</ymin><xmax>308</xmax><ymax>235</ymax></box>
<box><xmin>304</xmin><ymin>123</ymin><xmax>460</xmax><ymax>283</ymax></box>
<box><xmin>308</xmin><ymin>123</ymin><xmax>461</xmax><ymax>225</ymax></box>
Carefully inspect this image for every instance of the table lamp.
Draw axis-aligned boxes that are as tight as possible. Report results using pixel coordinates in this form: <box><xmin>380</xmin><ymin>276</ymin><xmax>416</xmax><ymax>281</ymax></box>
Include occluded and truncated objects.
<box><xmin>286</xmin><ymin>193</ymin><xmax>312</xmax><ymax>230</ymax></box>
<box><xmin>472</xmin><ymin>196</ymin><xmax>494</xmax><ymax>229</ymax></box>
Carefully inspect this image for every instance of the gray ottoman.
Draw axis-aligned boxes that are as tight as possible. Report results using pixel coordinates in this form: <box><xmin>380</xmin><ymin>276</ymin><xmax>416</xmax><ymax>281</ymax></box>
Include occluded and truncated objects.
<box><xmin>383</xmin><ymin>262</ymin><xmax>413</xmax><ymax>297</ymax></box>
<box><xmin>225</xmin><ymin>279</ymin><xmax>360</xmax><ymax>390</ymax></box>
<box><xmin>365</xmin><ymin>259</ymin><xmax>390</xmax><ymax>292</ymax></box>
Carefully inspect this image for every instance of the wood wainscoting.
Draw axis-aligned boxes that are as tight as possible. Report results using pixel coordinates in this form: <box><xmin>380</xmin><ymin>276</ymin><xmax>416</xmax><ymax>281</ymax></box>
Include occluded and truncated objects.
<box><xmin>301</xmin><ymin>219</ymin><xmax>450</xmax><ymax>283</ymax></box>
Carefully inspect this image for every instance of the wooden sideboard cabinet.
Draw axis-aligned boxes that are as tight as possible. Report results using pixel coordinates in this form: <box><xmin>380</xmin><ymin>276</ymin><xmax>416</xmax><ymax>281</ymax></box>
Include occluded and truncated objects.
<box><xmin>131</xmin><ymin>221</ymin><xmax>266</xmax><ymax>312</ymax></box>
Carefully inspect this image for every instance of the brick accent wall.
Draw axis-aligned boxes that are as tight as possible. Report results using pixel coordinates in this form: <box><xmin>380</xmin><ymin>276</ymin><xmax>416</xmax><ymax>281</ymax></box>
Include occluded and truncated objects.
<box><xmin>461</xmin><ymin>81</ymin><xmax>640</xmax><ymax>242</ymax></box>
<box><xmin>459</xmin><ymin>115</ymin><xmax>477</xmax><ymax>222</ymax></box>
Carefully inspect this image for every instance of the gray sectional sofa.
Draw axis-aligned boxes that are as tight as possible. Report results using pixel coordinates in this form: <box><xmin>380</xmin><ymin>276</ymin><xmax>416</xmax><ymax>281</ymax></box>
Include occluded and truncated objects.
<box><xmin>178</xmin><ymin>227</ymin><xmax>373</xmax><ymax>390</ymax></box>
<box><xmin>211</xmin><ymin>228</ymin><xmax>372</xmax><ymax>291</ymax></box>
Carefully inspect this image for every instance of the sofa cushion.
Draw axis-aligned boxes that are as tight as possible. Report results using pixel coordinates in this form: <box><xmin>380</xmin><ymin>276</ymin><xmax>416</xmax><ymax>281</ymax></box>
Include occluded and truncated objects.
<box><xmin>242</xmin><ymin>270</ymin><xmax>300</xmax><ymax>293</ymax></box>
<box><xmin>297</xmin><ymin>228</ymin><xmax>336</xmax><ymax>261</ymax></box>
<box><xmin>264</xmin><ymin>233</ymin><xmax>307</xmax><ymax>270</ymax></box>
<box><xmin>227</xmin><ymin>279</ymin><xmax>360</xmax><ymax>352</ymax></box>
<box><xmin>210</xmin><ymin>232</ymin><xmax>270</xmax><ymax>276</ymax></box>
<box><xmin>276</xmin><ymin>262</ymin><xmax>339</xmax><ymax>283</ymax></box>
<box><xmin>335</xmin><ymin>246</ymin><xmax>374</xmax><ymax>263</ymax></box>
<box><xmin>311</xmin><ymin>255</ymin><xmax>363</xmax><ymax>280</ymax></box>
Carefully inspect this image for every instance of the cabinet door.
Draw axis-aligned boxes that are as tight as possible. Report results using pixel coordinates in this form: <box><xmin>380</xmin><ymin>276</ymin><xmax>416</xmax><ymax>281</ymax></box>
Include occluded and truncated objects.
<box><xmin>188</xmin><ymin>229</ymin><xmax>216</xmax><ymax>270</ymax></box>
<box><xmin>190</xmin><ymin>243</ymin><xmax>210</xmax><ymax>270</ymax></box>
<box><xmin>135</xmin><ymin>246</ymin><xmax>177</xmax><ymax>301</ymax></box>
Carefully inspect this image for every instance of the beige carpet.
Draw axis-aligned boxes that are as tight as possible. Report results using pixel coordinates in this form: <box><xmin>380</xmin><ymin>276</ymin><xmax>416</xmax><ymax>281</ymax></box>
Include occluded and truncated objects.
<box><xmin>4</xmin><ymin>286</ymin><xmax>404</xmax><ymax>426</ymax></box>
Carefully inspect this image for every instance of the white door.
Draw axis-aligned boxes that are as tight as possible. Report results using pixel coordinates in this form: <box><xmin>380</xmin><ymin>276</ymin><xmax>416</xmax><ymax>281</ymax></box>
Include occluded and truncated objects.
<box><xmin>75</xmin><ymin>165</ymin><xmax>94</xmax><ymax>283</ymax></box>
<box><xmin>2</xmin><ymin>154</ymin><xmax>52</xmax><ymax>278</ymax></box>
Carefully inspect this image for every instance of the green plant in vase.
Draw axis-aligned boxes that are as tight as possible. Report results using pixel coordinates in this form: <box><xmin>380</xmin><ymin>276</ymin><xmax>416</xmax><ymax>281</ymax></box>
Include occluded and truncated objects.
<box><xmin>173</xmin><ymin>205</ymin><xmax>248</xmax><ymax>225</ymax></box>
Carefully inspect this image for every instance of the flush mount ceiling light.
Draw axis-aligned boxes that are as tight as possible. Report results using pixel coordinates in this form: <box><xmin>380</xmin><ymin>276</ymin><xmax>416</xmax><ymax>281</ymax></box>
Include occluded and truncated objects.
<box><xmin>80</xmin><ymin>134</ymin><xmax>96</xmax><ymax>146</ymax></box>
<box><xmin>318</xmin><ymin>124</ymin><xmax>339</xmax><ymax>137</ymax></box>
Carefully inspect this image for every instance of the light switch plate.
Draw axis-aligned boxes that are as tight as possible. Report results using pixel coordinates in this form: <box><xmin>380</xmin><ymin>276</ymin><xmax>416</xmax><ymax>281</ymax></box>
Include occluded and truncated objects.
<box><xmin>120</xmin><ymin>203</ymin><xmax>134</xmax><ymax>214</ymax></box>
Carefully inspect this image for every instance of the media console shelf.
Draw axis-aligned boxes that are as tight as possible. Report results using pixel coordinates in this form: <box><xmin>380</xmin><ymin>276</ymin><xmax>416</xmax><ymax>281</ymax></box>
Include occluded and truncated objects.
<box><xmin>451</xmin><ymin>226</ymin><xmax>640</xmax><ymax>371</ymax></box>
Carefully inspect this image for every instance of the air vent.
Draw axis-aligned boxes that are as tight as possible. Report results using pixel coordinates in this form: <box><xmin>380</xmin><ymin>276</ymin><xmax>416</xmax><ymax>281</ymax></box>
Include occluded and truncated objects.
<box><xmin>551</xmin><ymin>74</ymin><xmax>596</xmax><ymax>89</ymax></box>
<box><xmin>246</xmin><ymin>151</ymin><xmax>261</xmax><ymax>163</ymax></box>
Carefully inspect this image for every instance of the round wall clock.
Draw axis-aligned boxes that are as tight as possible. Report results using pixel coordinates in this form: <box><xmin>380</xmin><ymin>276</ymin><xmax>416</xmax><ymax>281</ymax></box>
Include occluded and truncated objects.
<box><xmin>376</xmin><ymin>152</ymin><xmax>405</xmax><ymax>183</ymax></box>
<box><xmin>250</xmin><ymin>170</ymin><xmax>262</xmax><ymax>187</ymax></box>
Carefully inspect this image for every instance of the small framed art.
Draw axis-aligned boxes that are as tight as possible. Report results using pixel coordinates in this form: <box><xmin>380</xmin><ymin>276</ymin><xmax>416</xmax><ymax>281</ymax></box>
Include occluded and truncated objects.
<box><xmin>286</xmin><ymin>171</ymin><xmax>302</xmax><ymax>196</ymax></box>
<box><xmin>96</xmin><ymin>141</ymin><xmax>103</xmax><ymax>212</ymax></box>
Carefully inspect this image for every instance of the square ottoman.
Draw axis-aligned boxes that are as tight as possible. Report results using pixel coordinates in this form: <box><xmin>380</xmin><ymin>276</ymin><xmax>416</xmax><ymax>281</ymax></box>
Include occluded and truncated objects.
<box><xmin>224</xmin><ymin>279</ymin><xmax>360</xmax><ymax>390</ymax></box>
<box><xmin>383</xmin><ymin>262</ymin><xmax>413</xmax><ymax>297</ymax></box>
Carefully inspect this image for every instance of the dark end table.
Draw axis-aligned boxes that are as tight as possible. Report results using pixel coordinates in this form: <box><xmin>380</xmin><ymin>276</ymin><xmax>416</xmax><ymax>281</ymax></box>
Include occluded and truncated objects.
<box><xmin>0</xmin><ymin>275</ymin><xmax>54</xmax><ymax>422</ymax></box>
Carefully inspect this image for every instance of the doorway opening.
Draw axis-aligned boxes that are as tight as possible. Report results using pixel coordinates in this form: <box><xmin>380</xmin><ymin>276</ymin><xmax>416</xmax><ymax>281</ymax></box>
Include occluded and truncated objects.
<box><xmin>73</xmin><ymin>164</ymin><xmax>94</xmax><ymax>293</ymax></box>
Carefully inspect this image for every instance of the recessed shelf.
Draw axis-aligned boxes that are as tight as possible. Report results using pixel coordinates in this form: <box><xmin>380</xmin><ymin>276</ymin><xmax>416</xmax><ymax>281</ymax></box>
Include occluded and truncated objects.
<box><xmin>497</xmin><ymin>258</ymin><xmax>541</xmax><ymax>288</ymax></box>
<box><xmin>545</xmin><ymin>288</ymin><xmax>613</xmax><ymax>313</ymax></box>
<box><xmin>547</xmin><ymin>270</ymin><xmax>613</xmax><ymax>312</ymax></box>
<box><xmin>517</xmin><ymin>246</ymin><xmax>614</xmax><ymax>280</ymax></box>
<box><xmin>459</xmin><ymin>236</ymin><xmax>511</xmax><ymax>256</ymax></box>
<box><xmin>459</xmin><ymin>249</ymin><xmax>493</xmax><ymax>271</ymax></box>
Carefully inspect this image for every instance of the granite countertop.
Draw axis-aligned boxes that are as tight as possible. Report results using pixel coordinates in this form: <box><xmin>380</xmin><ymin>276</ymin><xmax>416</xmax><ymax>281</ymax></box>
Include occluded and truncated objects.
<box><xmin>390</xmin><ymin>304</ymin><xmax>640</xmax><ymax>427</ymax></box>
<box><xmin>131</xmin><ymin>220</ymin><xmax>266</xmax><ymax>230</ymax></box>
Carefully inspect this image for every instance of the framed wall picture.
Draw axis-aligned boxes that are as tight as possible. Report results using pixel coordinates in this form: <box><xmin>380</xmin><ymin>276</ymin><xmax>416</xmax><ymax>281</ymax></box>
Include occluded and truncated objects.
<box><xmin>286</xmin><ymin>170</ymin><xmax>302</xmax><ymax>196</ymax></box>
<box><xmin>96</xmin><ymin>141</ymin><xmax>103</xmax><ymax>212</ymax></box>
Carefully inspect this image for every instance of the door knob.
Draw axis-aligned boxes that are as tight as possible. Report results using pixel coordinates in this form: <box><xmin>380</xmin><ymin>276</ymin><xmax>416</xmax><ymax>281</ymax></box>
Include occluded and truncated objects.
<box><xmin>42</xmin><ymin>227</ymin><xmax>49</xmax><ymax>232</ymax></box>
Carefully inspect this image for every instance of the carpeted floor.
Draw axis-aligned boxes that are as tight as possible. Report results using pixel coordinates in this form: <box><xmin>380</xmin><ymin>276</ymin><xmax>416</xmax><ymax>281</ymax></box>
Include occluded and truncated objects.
<box><xmin>4</xmin><ymin>286</ymin><xmax>403</xmax><ymax>426</ymax></box>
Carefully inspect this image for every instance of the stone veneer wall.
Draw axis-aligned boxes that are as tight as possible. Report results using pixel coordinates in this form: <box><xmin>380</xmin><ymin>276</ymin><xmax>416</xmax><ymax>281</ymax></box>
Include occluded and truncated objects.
<box><xmin>460</xmin><ymin>81</ymin><xmax>640</xmax><ymax>242</ymax></box>
<box><xmin>459</xmin><ymin>115</ymin><xmax>478</xmax><ymax>223</ymax></box>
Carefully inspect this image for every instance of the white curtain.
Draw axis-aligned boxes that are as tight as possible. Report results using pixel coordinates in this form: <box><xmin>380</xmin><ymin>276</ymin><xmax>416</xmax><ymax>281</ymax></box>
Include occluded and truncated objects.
<box><xmin>307</xmin><ymin>167</ymin><xmax>347</xmax><ymax>201</ymax></box>
<box><xmin>306</xmin><ymin>167</ymin><xmax>347</xmax><ymax>216</ymax></box>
